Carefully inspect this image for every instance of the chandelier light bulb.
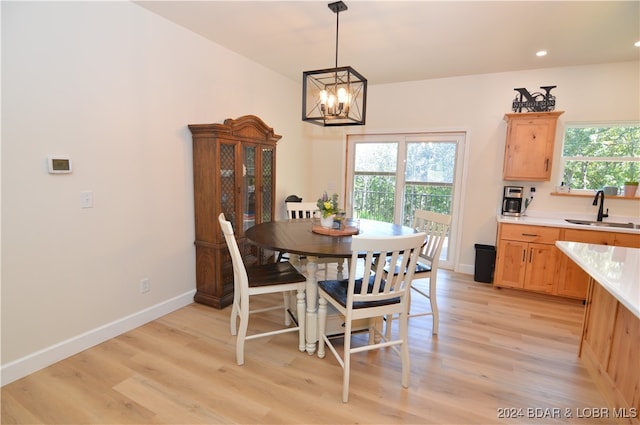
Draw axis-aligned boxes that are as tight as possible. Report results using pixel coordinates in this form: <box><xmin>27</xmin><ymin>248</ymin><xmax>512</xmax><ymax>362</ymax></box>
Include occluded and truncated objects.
<box><xmin>337</xmin><ymin>87</ymin><xmax>348</xmax><ymax>103</ymax></box>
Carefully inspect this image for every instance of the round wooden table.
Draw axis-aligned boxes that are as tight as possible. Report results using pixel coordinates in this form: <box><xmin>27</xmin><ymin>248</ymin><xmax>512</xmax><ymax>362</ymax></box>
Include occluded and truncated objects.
<box><xmin>245</xmin><ymin>219</ymin><xmax>417</xmax><ymax>354</ymax></box>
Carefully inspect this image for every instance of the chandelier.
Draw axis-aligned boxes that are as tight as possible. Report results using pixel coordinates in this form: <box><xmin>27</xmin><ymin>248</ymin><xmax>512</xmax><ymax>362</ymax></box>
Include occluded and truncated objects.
<box><xmin>302</xmin><ymin>1</ymin><xmax>367</xmax><ymax>126</ymax></box>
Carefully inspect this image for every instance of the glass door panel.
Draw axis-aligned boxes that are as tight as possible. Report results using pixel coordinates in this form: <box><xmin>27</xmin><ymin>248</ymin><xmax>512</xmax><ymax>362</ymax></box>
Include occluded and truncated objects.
<box><xmin>220</xmin><ymin>142</ymin><xmax>237</xmax><ymax>229</ymax></box>
<box><xmin>243</xmin><ymin>145</ymin><xmax>256</xmax><ymax>232</ymax></box>
<box><xmin>261</xmin><ymin>147</ymin><xmax>274</xmax><ymax>223</ymax></box>
<box><xmin>352</xmin><ymin>142</ymin><xmax>398</xmax><ymax>222</ymax></box>
<box><xmin>403</xmin><ymin>141</ymin><xmax>456</xmax><ymax>226</ymax></box>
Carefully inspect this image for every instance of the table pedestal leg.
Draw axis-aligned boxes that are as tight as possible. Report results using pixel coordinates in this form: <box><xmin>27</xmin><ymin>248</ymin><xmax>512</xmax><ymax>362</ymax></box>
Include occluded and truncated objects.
<box><xmin>305</xmin><ymin>256</ymin><xmax>318</xmax><ymax>355</ymax></box>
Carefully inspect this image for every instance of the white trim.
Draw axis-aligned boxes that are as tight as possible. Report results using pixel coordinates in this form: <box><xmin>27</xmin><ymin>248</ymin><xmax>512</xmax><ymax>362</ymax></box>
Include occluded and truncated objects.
<box><xmin>1</xmin><ymin>290</ymin><xmax>196</xmax><ymax>386</ymax></box>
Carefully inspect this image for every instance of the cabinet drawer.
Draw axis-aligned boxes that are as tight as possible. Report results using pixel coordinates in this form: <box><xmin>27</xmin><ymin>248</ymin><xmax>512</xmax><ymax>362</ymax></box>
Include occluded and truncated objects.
<box><xmin>614</xmin><ymin>232</ymin><xmax>640</xmax><ymax>248</ymax></box>
<box><xmin>563</xmin><ymin>229</ymin><xmax>615</xmax><ymax>245</ymax></box>
<box><xmin>500</xmin><ymin>224</ymin><xmax>560</xmax><ymax>244</ymax></box>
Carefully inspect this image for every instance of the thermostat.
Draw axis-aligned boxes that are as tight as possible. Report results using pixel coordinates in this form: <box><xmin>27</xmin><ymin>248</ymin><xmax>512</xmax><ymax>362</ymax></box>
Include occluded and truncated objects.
<box><xmin>48</xmin><ymin>156</ymin><xmax>72</xmax><ymax>174</ymax></box>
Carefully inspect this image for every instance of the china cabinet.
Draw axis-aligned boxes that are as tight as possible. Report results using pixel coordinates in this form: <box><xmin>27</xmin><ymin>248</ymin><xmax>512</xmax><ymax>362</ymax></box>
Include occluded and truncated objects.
<box><xmin>503</xmin><ymin>111</ymin><xmax>564</xmax><ymax>181</ymax></box>
<box><xmin>189</xmin><ymin>115</ymin><xmax>280</xmax><ymax>308</ymax></box>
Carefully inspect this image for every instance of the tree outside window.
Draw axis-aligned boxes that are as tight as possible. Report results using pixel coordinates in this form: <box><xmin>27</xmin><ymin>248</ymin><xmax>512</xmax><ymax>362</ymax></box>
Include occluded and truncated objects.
<box><xmin>561</xmin><ymin>124</ymin><xmax>639</xmax><ymax>190</ymax></box>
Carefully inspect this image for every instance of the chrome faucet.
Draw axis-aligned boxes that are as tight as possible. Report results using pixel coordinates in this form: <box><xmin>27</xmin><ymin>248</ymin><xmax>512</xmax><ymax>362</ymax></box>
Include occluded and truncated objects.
<box><xmin>592</xmin><ymin>190</ymin><xmax>609</xmax><ymax>222</ymax></box>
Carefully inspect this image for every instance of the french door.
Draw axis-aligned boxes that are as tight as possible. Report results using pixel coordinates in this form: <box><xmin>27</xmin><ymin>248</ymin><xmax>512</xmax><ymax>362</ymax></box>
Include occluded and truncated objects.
<box><xmin>345</xmin><ymin>132</ymin><xmax>466</xmax><ymax>269</ymax></box>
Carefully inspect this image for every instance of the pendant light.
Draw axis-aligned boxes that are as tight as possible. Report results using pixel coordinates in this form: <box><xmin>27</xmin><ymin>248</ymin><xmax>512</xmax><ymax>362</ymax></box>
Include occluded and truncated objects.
<box><xmin>302</xmin><ymin>1</ymin><xmax>367</xmax><ymax>126</ymax></box>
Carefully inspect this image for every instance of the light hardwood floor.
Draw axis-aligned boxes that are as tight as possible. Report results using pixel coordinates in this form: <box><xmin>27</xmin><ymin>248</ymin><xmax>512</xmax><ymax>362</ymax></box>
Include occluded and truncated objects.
<box><xmin>2</xmin><ymin>269</ymin><xmax>617</xmax><ymax>424</ymax></box>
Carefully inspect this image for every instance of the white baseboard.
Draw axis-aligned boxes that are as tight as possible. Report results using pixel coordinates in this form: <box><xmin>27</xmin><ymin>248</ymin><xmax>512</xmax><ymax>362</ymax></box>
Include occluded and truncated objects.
<box><xmin>1</xmin><ymin>290</ymin><xmax>196</xmax><ymax>386</ymax></box>
<box><xmin>457</xmin><ymin>263</ymin><xmax>475</xmax><ymax>275</ymax></box>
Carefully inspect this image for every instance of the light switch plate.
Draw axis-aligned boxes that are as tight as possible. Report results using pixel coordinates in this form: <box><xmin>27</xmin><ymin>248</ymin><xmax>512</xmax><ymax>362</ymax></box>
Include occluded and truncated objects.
<box><xmin>80</xmin><ymin>191</ymin><xmax>93</xmax><ymax>208</ymax></box>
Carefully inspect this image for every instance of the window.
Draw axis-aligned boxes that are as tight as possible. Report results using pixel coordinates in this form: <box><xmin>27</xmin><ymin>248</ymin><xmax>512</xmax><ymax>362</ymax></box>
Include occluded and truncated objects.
<box><xmin>561</xmin><ymin>124</ymin><xmax>639</xmax><ymax>190</ymax></box>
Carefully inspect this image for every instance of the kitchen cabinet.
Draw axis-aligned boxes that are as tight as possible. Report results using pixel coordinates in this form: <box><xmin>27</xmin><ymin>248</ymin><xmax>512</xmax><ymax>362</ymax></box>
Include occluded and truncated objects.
<box><xmin>188</xmin><ymin>115</ymin><xmax>280</xmax><ymax>309</ymax></box>
<box><xmin>496</xmin><ymin>222</ymin><xmax>640</xmax><ymax>300</ymax></box>
<box><xmin>556</xmin><ymin>229</ymin><xmax>615</xmax><ymax>299</ymax></box>
<box><xmin>494</xmin><ymin>224</ymin><xmax>560</xmax><ymax>293</ymax></box>
<box><xmin>503</xmin><ymin>111</ymin><xmax>564</xmax><ymax>181</ymax></box>
<box><xmin>557</xmin><ymin>242</ymin><xmax>640</xmax><ymax>419</ymax></box>
<box><xmin>581</xmin><ymin>280</ymin><xmax>640</xmax><ymax>419</ymax></box>
<box><xmin>557</xmin><ymin>229</ymin><xmax>640</xmax><ymax>299</ymax></box>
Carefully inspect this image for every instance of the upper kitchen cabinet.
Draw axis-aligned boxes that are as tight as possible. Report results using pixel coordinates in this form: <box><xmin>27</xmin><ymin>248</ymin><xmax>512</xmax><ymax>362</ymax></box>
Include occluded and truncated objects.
<box><xmin>188</xmin><ymin>115</ymin><xmax>280</xmax><ymax>309</ymax></box>
<box><xmin>503</xmin><ymin>111</ymin><xmax>564</xmax><ymax>181</ymax></box>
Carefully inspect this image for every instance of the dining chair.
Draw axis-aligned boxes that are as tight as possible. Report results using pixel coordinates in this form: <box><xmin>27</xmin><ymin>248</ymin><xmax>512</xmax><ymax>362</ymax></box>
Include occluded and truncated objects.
<box><xmin>218</xmin><ymin>213</ymin><xmax>307</xmax><ymax>365</ymax></box>
<box><xmin>278</xmin><ymin>202</ymin><xmax>346</xmax><ymax>279</ymax></box>
<box><xmin>384</xmin><ymin>210</ymin><xmax>451</xmax><ymax>338</ymax></box>
<box><xmin>317</xmin><ymin>232</ymin><xmax>426</xmax><ymax>403</ymax></box>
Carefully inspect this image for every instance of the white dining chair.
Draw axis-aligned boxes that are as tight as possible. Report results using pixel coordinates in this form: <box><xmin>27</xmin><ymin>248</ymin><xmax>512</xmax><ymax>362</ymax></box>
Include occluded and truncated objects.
<box><xmin>218</xmin><ymin>213</ymin><xmax>307</xmax><ymax>365</ymax></box>
<box><xmin>278</xmin><ymin>201</ymin><xmax>345</xmax><ymax>279</ymax></box>
<box><xmin>317</xmin><ymin>232</ymin><xmax>426</xmax><ymax>403</ymax></box>
<box><xmin>384</xmin><ymin>210</ymin><xmax>451</xmax><ymax>337</ymax></box>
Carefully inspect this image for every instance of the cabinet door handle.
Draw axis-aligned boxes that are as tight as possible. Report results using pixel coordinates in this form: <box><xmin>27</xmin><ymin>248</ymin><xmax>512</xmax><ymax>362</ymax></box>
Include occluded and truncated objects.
<box><xmin>522</xmin><ymin>233</ymin><xmax>538</xmax><ymax>237</ymax></box>
<box><xmin>545</xmin><ymin>158</ymin><xmax>549</xmax><ymax>171</ymax></box>
<box><xmin>522</xmin><ymin>249</ymin><xmax>526</xmax><ymax>262</ymax></box>
<box><xmin>529</xmin><ymin>248</ymin><xmax>533</xmax><ymax>263</ymax></box>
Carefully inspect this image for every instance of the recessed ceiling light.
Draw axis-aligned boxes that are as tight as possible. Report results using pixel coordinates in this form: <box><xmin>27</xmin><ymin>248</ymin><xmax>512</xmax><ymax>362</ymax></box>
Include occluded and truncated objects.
<box><xmin>536</xmin><ymin>50</ymin><xmax>548</xmax><ymax>57</ymax></box>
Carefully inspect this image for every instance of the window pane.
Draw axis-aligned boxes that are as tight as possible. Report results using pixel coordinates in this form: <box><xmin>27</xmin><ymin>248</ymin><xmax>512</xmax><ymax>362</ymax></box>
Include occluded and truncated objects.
<box><xmin>354</xmin><ymin>143</ymin><xmax>397</xmax><ymax>173</ymax></box>
<box><xmin>353</xmin><ymin>175</ymin><xmax>396</xmax><ymax>222</ymax></box>
<box><xmin>563</xmin><ymin>126</ymin><xmax>639</xmax><ymax>157</ymax></box>
<box><xmin>562</xmin><ymin>125</ymin><xmax>639</xmax><ymax>189</ymax></box>
<box><xmin>353</xmin><ymin>143</ymin><xmax>397</xmax><ymax>221</ymax></box>
<box><xmin>564</xmin><ymin>160</ymin><xmax>639</xmax><ymax>189</ymax></box>
<box><xmin>406</xmin><ymin>142</ymin><xmax>456</xmax><ymax>183</ymax></box>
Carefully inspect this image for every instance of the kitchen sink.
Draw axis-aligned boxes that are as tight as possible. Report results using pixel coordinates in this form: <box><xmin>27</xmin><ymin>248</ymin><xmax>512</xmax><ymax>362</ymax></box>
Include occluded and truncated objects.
<box><xmin>565</xmin><ymin>219</ymin><xmax>640</xmax><ymax>229</ymax></box>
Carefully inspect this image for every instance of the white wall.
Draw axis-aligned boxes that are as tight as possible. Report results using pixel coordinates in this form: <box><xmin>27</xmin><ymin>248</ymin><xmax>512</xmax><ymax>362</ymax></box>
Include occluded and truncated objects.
<box><xmin>1</xmin><ymin>1</ymin><xmax>309</xmax><ymax>383</ymax></box>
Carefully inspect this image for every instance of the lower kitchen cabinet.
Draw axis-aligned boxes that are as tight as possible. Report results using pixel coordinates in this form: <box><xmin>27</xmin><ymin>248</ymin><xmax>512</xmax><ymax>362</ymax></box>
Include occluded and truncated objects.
<box><xmin>495</xmin><ymin>222</ymin><xmax>640</xmax><ymax>300</ymax></box>
<box><xmin>557</xmin><ymin>229</ymin><xmax>614</xmax><ymax>299</ymax></box>
<box><xmin>494</xmin><ymin>224</ymin><xmax>560</xmax><ymax>293</ymax></box>
<box><xmin>580</xmin><ymin>279</ymin><xmax>640</xmax><ymax>418</ymax></box>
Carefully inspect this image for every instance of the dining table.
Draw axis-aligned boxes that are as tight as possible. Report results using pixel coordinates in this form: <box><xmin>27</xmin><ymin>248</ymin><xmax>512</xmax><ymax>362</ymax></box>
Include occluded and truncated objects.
<box><xmin>244</xmin><ymin>218</ymin><xmax>419</xmax><ymax>355</ymax></box>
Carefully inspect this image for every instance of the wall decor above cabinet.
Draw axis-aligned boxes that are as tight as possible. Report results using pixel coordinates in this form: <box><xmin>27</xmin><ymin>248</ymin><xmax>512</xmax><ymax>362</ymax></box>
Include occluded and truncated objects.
<box><xmin>511</xmin><ymin>85</ymin><xmax>557</xmax><ymax>112</ymax></box>
<box><xmin>503</xmin><ymin>111</ymin><xmax>564</xmax><ymax>181</ymax></box>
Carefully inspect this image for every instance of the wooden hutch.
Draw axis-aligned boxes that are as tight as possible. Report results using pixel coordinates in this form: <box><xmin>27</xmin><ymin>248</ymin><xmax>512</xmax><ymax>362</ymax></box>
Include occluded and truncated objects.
<box><xmin>188</xmin><ymin>115</ymin><xmax>280</xmax><ymax>308</ymax></box>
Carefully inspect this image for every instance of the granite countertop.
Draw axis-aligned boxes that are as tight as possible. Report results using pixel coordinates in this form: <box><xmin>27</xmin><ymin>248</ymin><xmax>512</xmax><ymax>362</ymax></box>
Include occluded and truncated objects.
<box><xmin>497</xmin><ymin>212</ymin><xmax>640</xmax><ymax>235</ymax></box>
<box><xmin>556</xmin><ymin>241</ymin><xmax>639</xmax><ymax>318</ymax></box>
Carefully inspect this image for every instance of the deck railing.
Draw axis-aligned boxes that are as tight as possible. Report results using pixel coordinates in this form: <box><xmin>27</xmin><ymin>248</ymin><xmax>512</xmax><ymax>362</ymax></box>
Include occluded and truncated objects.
<box><xmin>353</xmin><ymin>184</ymin><xmax>452</xmax><ymax>226</ymax></box>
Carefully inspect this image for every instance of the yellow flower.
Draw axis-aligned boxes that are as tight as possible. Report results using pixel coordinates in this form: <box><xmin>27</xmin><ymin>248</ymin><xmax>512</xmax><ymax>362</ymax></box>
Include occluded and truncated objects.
<box><xmin>323</xmin><ymin>201</ymin><xmax>332</xmax><ymax>210</ymax></box>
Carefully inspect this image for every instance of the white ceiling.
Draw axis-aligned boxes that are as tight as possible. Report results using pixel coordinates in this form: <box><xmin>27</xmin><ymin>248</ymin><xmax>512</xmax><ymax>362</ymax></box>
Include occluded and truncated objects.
<box><xmin>135</xmin><ymin>1</ymin><xmax>640</xmax><ymax>85</ymax></box>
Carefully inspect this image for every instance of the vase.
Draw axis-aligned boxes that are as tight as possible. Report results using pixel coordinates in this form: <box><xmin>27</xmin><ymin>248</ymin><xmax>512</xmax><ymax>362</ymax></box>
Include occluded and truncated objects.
<box><xmin>623</xmin><ymin>183</ymin><xmax>638</xmax><ymax>197</ymax></box>
<box><xmin>320</xmin><ymin>215</ymin><xmax>335</xmax><ymax>228</ymax></box>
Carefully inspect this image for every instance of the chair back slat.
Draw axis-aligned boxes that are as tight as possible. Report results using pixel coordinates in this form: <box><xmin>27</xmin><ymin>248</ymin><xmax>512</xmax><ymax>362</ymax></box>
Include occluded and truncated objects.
<box><xmin>349</xmin><ymin>233</ymin><xmax>425</xmax><ymax>305</ymax></box>
<box><xmin>413</xmin><ymin>210</ymin><xmax>451</xmax><ymax>267</ymax></box>
<box><xmin>286</xmin><ymin>202</ymin><xmax>319</xmax><ymax>219</ymax></box>
<box><xmin>218</xmin><ymin>213</ymin><xmax>249</xmax><ymax>296</ymax></box>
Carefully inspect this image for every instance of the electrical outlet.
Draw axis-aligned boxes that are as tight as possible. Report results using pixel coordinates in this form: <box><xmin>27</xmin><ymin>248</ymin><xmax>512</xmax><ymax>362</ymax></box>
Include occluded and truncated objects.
<box><xmin>530</xmin><ymin>187</ymin><xmax>536</xmax><ymax>193</ymax></box>
<box><xmin>140</xmin><ymin>278</ymin><xmax>150</xmax><ymax>293</ymax></box>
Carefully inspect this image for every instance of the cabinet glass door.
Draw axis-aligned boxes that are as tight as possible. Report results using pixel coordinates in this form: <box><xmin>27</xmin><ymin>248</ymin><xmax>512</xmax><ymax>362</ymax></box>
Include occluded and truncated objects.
<box><xmin>220</xmin><ymin>142</ymin><xmax>237</xmax><ymax>229</ymax></box>
<box><xmin>261</xmin><ymin>147</ymin><xmax>274</xmax><ymax>223</ymax></box>
<box><xmin>243</xmin><ymin>145</ymin><xmax>256</xmax><ymax>231</ymax></box>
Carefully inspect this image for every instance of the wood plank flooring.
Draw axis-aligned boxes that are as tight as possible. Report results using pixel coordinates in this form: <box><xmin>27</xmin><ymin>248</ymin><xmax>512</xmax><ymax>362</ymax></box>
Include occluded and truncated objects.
<box><xmin>2</xmin><ymin>269</ymin><xmax>617</xmax><ymax>424</ymax></box>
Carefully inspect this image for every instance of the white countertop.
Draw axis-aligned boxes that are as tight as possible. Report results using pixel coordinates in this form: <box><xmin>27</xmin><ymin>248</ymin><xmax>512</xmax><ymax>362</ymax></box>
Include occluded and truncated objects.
<box><xmin>497</xmin><ymin>213</ymin><xmax>640</xmax><ymax>235</ymax></box>
<box><xmin>556</xmin><ymin>241</ymin><xmax>639</xmax><ymax>318</ymax></box>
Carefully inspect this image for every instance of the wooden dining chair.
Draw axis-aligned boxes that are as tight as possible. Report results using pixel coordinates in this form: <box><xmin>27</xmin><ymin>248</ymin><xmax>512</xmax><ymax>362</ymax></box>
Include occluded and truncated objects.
<box><xmin>317</xmin><ymin>232</ymin><xmax>426</xmax><ymax>402</ymax></box>
<box><xmin>278</xmin><ymin>202</ymin><xmax>345</xmax><ymax>279</ymax></box>
<box><xmin>383</xmin><ymin>210</ymin><xmax>451</xmax><ymax>338</ymax></box>
<box><xmin>218</xmin><ymin>213</ymin><xmax>307</xmax><ymax>365</ymax></box>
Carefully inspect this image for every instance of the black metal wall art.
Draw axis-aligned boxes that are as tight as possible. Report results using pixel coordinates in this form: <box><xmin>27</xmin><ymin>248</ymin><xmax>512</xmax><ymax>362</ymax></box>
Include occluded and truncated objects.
<box><xmin>512</xmin><ymin>86</ymin><xmax>557</xmax><ymax>112</ymax></box>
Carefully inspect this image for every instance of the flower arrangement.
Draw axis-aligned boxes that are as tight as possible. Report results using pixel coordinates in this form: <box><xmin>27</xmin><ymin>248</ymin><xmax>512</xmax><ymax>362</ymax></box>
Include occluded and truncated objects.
<box><xmin>317</xmin><ymin>192</ymin><xmax>339</xmax><ymax>218</ymax></box>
